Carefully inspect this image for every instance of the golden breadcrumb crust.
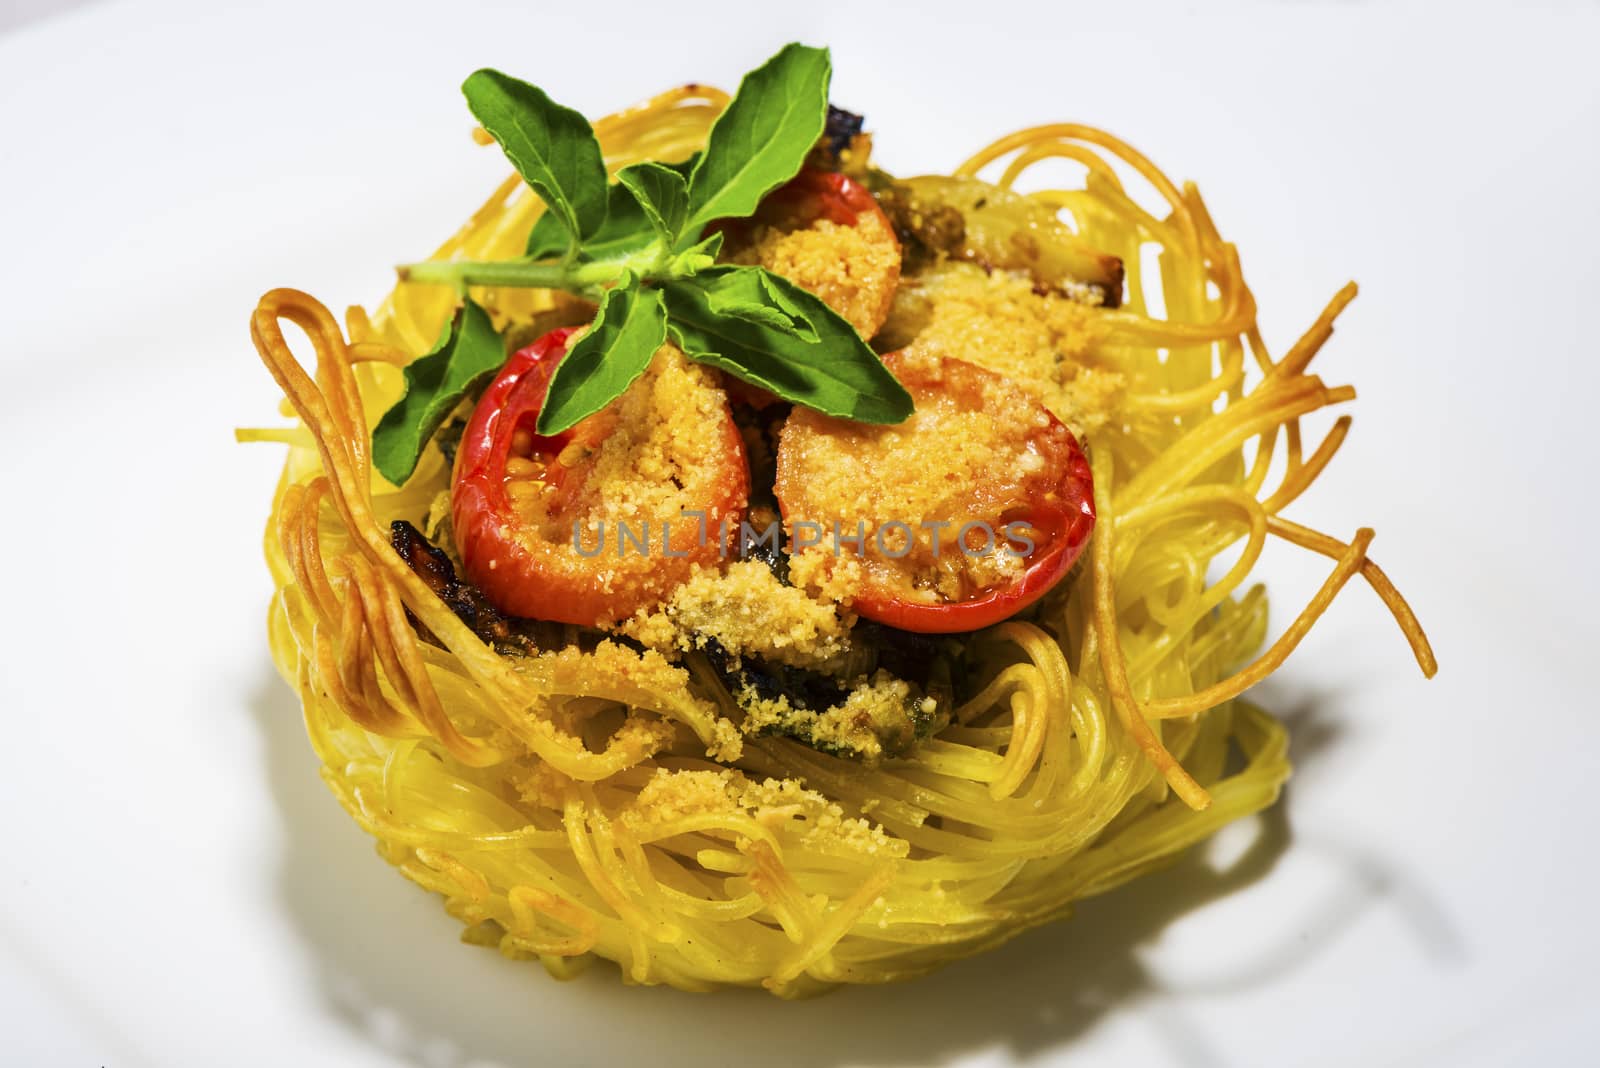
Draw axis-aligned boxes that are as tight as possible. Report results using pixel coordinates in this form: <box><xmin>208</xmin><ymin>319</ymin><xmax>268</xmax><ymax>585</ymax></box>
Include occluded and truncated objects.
<box><xmin>728</xmin><ymin>212</ymin><xmax>901</xmax><ymax>338</ymax></box>
<box><xmin>617</xmin><ymin>560</ymin><xmax>853</xmax><ymax>669</ymax></box>
<box><xmin>882</xmin><ymin>261</ymin><xmax>1124</xmax><ymax>434</ymax></box>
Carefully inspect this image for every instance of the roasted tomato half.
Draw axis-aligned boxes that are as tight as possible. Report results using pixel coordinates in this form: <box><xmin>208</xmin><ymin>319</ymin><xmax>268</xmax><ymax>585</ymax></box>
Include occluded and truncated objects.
<box><xmin>452</xmin><ymin>327</ymin><xmax>748</xmax><ymax>626</ymax></box>
<box><xmin>774</xmin><ymin>351</ymin><xmax>1094</xmax><ymax>633</ymax></box>
<box><xmin>718</xmin><ymin>166</ymin><xmax>902</xmax><ymax>341</ymax></box>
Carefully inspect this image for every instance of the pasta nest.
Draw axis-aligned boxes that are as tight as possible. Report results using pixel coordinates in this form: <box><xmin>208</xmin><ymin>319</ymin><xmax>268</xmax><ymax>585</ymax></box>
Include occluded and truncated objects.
<box><xmin>247</xmin><ymin>85</ymin><xmax>1432</xmax><ymax>995</ymax></box>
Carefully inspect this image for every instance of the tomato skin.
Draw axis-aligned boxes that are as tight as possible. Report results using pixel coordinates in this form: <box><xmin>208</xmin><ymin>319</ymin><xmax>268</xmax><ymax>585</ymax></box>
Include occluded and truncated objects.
<box><xmin>775</xmin><ymin>352</ymin><xmax>1095</xmax><ymax>635</ymax></box>
<box><xmin>757</xmin><ymin>168</ymin><xmax>883</xmax><ymax>228</ymax></box>
<box><xmin>452</xmin><ymin>328</ymin><xmax>747</xmax><ymax>626</ymax></box>
<box><xmin>850</xmin><ymin>447</ymin><xmax>1094</xmax><ymax>634</ymax></box>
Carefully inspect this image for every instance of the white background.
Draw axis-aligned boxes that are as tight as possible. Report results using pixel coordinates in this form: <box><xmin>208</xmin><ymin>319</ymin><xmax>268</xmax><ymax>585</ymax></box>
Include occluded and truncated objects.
<box><xmin>2</xmin><ymin>1</ymin><xmax>1596</xmax><ymax>1065</ymax></box>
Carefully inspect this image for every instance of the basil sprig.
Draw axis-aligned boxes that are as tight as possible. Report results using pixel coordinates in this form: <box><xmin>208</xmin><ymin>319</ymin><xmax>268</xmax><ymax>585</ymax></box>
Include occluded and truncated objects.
<box><xmin>375</xmin><ymin>42</ymin><xmax>912</xmax><ymax>483</ymax></box>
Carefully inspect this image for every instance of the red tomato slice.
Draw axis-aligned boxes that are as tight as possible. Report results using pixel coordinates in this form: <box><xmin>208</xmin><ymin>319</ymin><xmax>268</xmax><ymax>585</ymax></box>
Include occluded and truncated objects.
<box><xmin>773</xmin><ymin>351</ymin><xmax>1094</xmax><ymax>633</ymax></box>
<box><xmin>451</xmin><ymin>327</ymin><xmax>748</xmax><ymax>626</ymax></box>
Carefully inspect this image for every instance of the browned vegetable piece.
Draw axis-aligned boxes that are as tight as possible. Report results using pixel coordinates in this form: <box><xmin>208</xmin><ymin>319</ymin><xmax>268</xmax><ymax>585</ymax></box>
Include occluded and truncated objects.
<box><xmin>878</xmin><ymin>174</ymin><xmax>1123</xmax><ymax>307</ymax></box>
<box><xmin>390</xmin><ymin>519</ymin><xmax>539</xmax><ymax>655</ymax></box>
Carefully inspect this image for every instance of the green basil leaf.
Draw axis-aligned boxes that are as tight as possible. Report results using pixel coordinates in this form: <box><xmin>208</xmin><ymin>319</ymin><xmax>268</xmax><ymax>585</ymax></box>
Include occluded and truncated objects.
<box><xmin>526</xmin><ymin>155</ymin><xmax>702</xmax><ymax>260</ymax></box>
<box><xmin>464</xmin><ymin>69</ymin><xmax>608</xmax><ymax>248</ymax></box>
<box><xmin>372</xmin><ymin>298</ymin><xmax>505</xmax><ymax>486</ymax></box>
<box><xmin>524</xmin><ymin>207</ymin><xmax>572</xmax><ymax>259</ymax></box>
<box><xmin>685</xmin><ymin>43</ymin><xmax>830</xmax><ymax>233</ymax></box>
<box><xmin>663</xmin><ymin>266</ymin><xmax>911</xmax><ymax>423</ymax></box>
<box><xmin>536</xmin><ymin>277</ymin><xmax>667</xmax><ymax>435</ymax></box>
<box><xmin>525</xmin><ymin>180</ymin><xmax>652</xmax><ymax>261</ymax></box>
<box><xmin>667</xmin><ymin>229</ymin><xmax>724</xmax><ymax>273</ymax></box>
<box><xmin>693</xmin><ymin>264</ymin><xmax>817</xmax><ymax>341</ymax></box>
<box><xmin>616</xmin><ymin>162</ymin><xmax>689</xmax><ymax>244</ymax></box>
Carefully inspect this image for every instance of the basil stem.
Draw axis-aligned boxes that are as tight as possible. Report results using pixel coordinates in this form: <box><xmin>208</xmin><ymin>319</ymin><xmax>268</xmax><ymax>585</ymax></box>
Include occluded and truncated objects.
<box><xmin>397</xmin><ymin>240</ymin><xmax>717</xmax><ymax>296</ymax></box>
<box><xmin>397</xmin><ymin>256</ymin><xmax>624</xmax><ymax>294</ymax></box>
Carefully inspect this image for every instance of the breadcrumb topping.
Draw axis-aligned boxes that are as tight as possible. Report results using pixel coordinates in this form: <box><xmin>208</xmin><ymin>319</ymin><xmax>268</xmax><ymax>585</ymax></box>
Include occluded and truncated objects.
<box><xmin>727</xmin><ymin>212</ymin><xmax>901</xmax><ymax>338</ymax></box>
<box><xmin>519</xmin><ymin>639</ymin><xmax>743</xmax><ymax>762</ymax></box>
<box><xmin>739</xmin><ymin>670</ymin><xmax>926</xmax><ymax>764</ymax></box>
<box><xmin>616</xmin><ymin>560</ymin><xmax>853</xmax><ymax>669</ymax></box>
<box><xmin>622</xmin><ymin>767</ymin><xmax>909</xmax><ymax>859</ymax></box>
<box><xmin>881</xmin><ymin>261</ymin><xmax>1124</xmax><ymax>434</ymax></box>
<box><xmin>776</xmin><ymin>353</ymin><xmax>1053</xmax><ymax>603</ymax></box>
<box><xmin>788</xmin><ymin>551</ymin><xmax>865</xmax><ymax>609</ymax></box>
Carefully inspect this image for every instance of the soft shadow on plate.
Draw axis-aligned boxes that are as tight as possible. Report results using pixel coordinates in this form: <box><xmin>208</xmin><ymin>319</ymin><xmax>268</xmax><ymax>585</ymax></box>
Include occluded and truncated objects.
<box><xmin>253</xmin><ymin>671</ymin><xmax>1456</xmax><ymax>1068</ymax></box>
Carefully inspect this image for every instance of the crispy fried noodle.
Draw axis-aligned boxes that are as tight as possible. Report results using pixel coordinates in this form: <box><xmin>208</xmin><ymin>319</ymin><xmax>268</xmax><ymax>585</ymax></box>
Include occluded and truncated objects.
<box><xmin>244</xmin><ymin>84</ymin><xmax>1434</xmax><ymax>994</ymax></box>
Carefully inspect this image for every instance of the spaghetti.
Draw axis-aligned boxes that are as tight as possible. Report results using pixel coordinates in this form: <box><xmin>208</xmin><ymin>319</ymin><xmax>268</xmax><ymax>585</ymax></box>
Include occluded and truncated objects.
<box><xmin>246</xmin><ymin>83</ymin><xmax>1433</xmax><ymax>995</ymax></box>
